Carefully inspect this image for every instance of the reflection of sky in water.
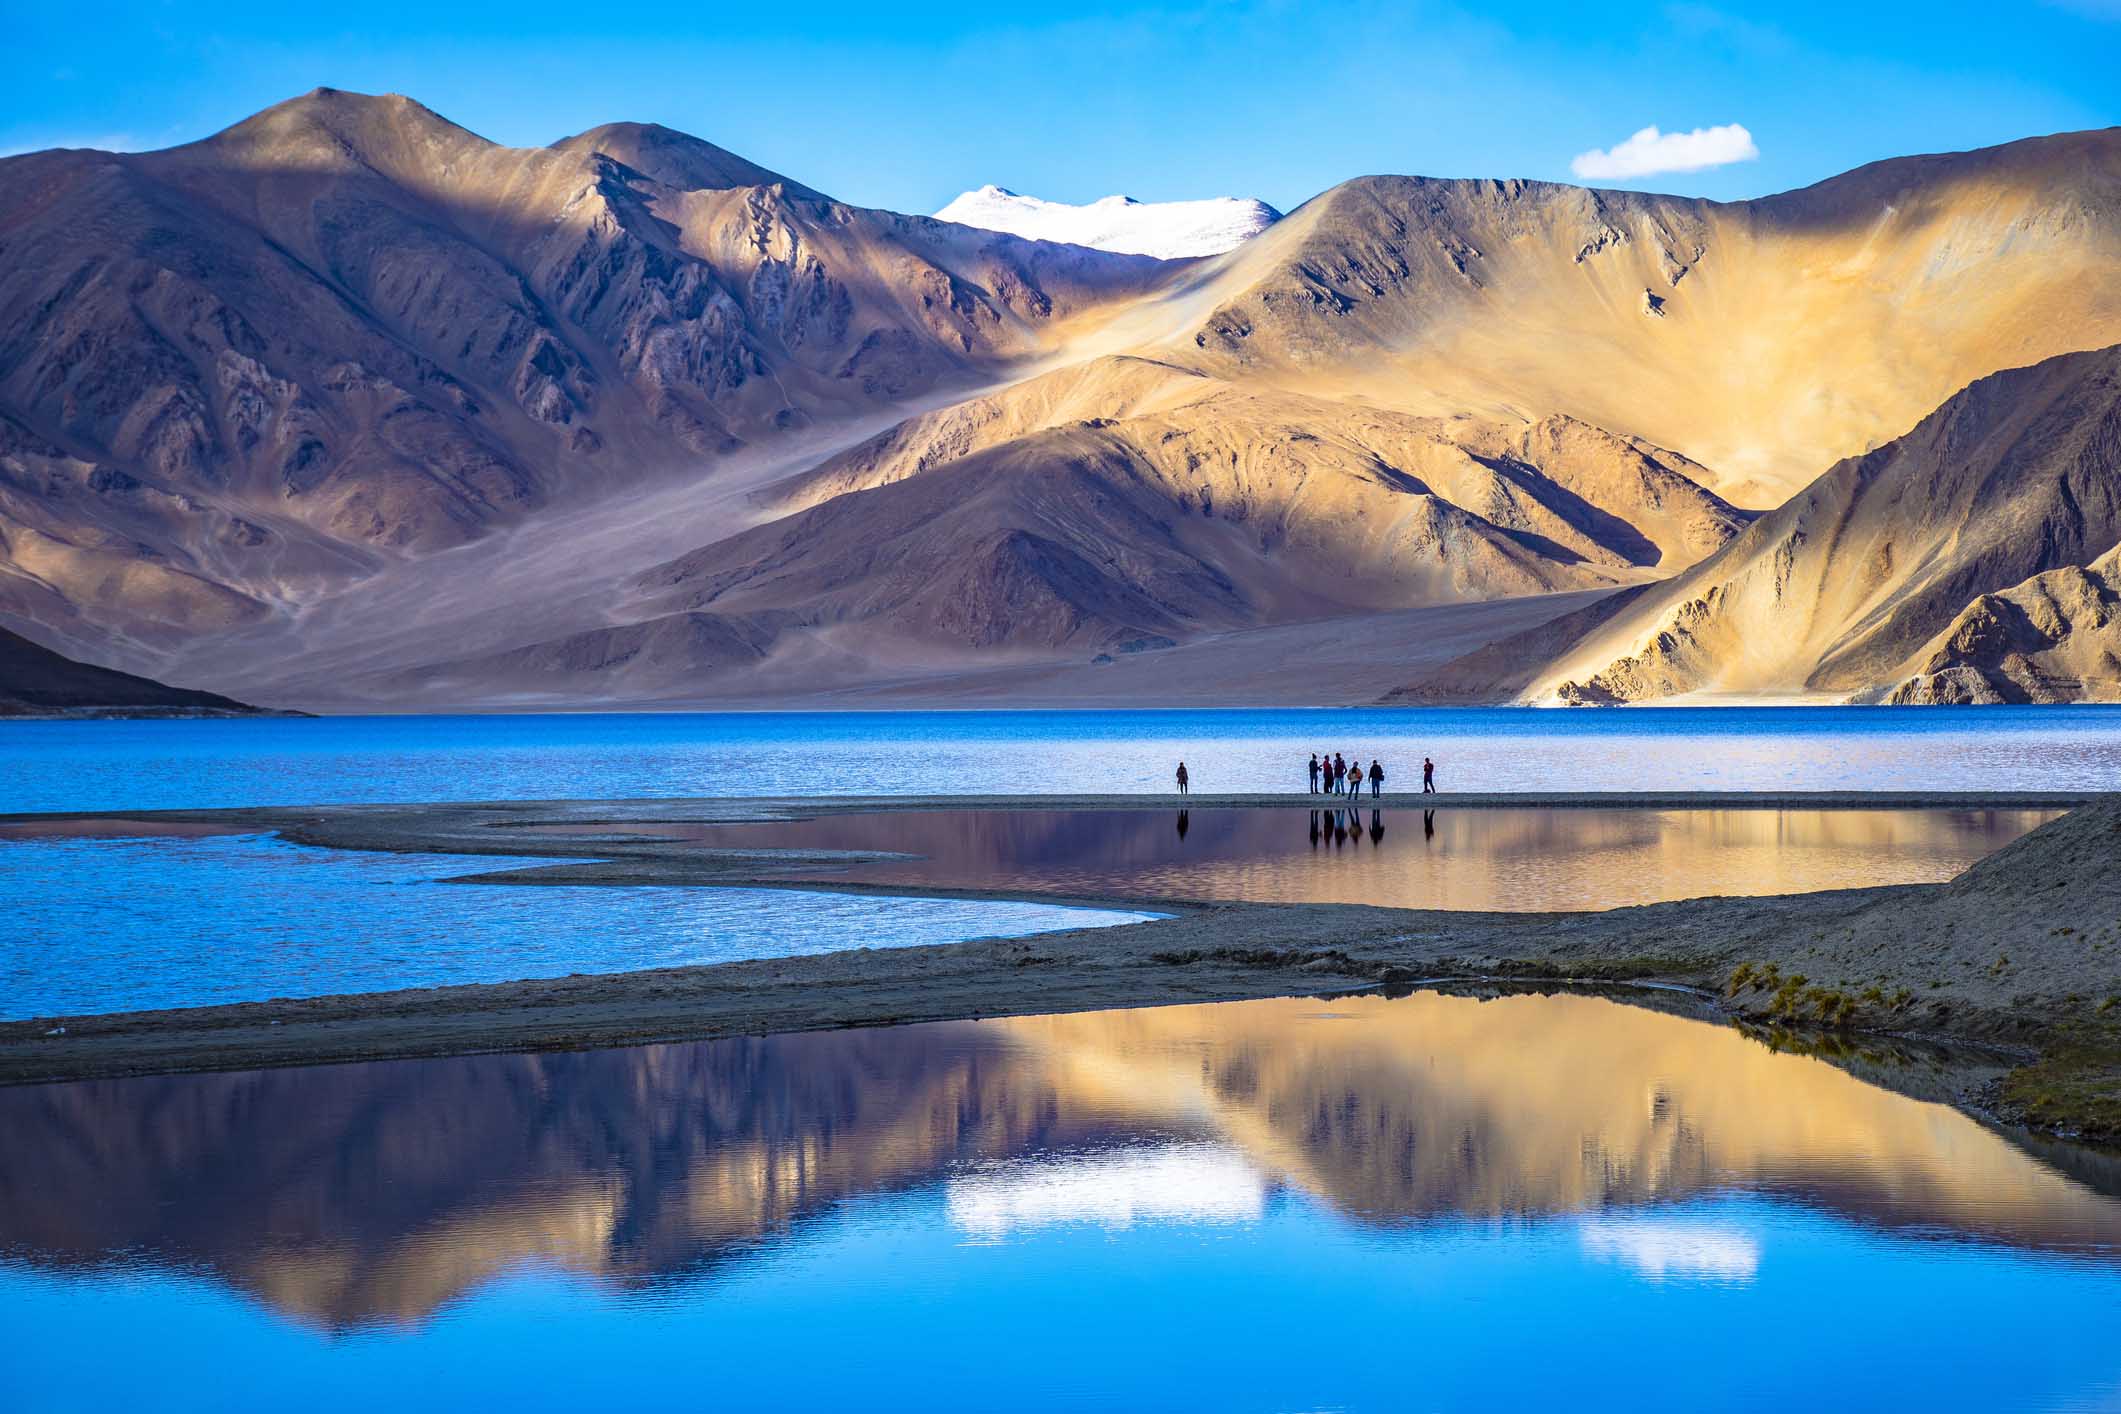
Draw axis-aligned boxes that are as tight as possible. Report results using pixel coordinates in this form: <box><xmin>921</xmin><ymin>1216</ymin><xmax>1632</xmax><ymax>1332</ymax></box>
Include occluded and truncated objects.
<box><xmin>946</xmin><ymin>1143</ymin><xmax>1267</xmax><ymax>1239</ymax></box>
<box><xmin>1579</xmin><ymin>1218</ymin><xmax>1763</xmax><ymax>1282</ymax></box>
<box><xmin>3</xmin><ymin>705</ymin><xmax>2121</xmax><ymax>812</ymax></box>
<box><xmin>1</xmin><ymin>991</ymin><xmax>2117</xmax><ymax>1409</ymax></box>
<box><xmin>0</xmin><ymin>833</ymin><xmax>1148</xmax><ymax>1018</ymax></box>
<box><xmin>610</xmin><ymin>806</ymin><xmax>2057</xmax><ymax>910</ymax></box>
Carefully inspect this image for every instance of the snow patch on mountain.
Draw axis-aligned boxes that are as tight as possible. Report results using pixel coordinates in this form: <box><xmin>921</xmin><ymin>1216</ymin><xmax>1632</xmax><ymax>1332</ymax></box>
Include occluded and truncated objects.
<box><xmin>934</xmin><ymin>185</ymin><xmax>1279</xmax><ymax>259</ymax></box>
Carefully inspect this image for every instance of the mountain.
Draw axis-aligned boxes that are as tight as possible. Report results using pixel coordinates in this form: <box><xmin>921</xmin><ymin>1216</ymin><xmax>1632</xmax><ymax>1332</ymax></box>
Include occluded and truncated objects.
<box><xmin>0</xmin><ymin>89</ymin><xmax>1169</xmax><ymax>665</ymax></box>
<box><xmin>1412</xmin><ymin>345</ymin><xmax>2121</xmax><ymax>704</ymax></box>
<box><xmin>0</xmin><ymin>625</ymin><xmax>261</xmax><ymax>716</ymax></box>
<box><xmin>1144</xmin><ymin>131</ymin><xmax>2121</xmax><ymax>506</ymax></box>
<box><xmin>1886</xmin><ymin>544</ymin><xmax>2121</xmax><ymax>704</ymax></box>
<box><xmin>934</xmin><ymin>186</ymin><xmax>1281</xmax><ymax>258</ymax></box>
<box><xmin>3</xmin><ymin>98</ymin><xmax>2118</xmax><ymax>708</ymax></box>
<box><xmin>356</xmin><ymin>358</ymin><xmax>1748</xmax><ymax>704</ymax></box>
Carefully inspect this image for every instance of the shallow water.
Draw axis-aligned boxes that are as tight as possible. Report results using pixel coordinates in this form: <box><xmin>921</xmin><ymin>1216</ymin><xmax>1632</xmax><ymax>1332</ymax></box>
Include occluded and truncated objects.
<box><xmin>4</xmin><ymin>706</ymin><xmax>2121</xmax><ymax>812</ymax></box>
<box><xmin>0</xmin><ymin>832</ymin><xmax>1148</xmax><ymax>1020</ymax></box>
<box><xmin>1</xmin><ymin>989</ymin><xmax>2115</xmax><ymax>1411</ymax></box>
<box><xmin>554</xmin><ymin>805</ymin><xmax>2057</xmax><ymax>909</ymax></box>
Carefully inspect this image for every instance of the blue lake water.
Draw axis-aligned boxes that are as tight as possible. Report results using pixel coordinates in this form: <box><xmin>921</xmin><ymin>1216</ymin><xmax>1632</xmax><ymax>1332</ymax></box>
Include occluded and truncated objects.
<box><xmin>3</xmin><ymin>706</ymin><xmax>2121</xmax><ymax>813</ymax></box>
<box><xmin>1</xmin><ymin>989</ymin><xmax>2115</xmax><ymax>1411</ymax></box>
<box><xmin>0</xmin><ymin>832</ymin><xmax>1148</xmax><ymax>1020</ymax></box>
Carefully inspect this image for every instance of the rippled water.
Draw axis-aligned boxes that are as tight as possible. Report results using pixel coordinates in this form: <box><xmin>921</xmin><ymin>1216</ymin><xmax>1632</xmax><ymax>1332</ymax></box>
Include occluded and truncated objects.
<box><xmin>0</xmin><ymin>832</ymin><xmax>1149</xmax><ymax>1020</ymax></box>
<box><xmin>3</xmin><ymin>706</ymin><xmax>2121</xmax><ymax>812</ymax></box>
<box><xmin>550</xmin><ymin>805</ymin><xmax>2056</xmax><ymax>909</ymax></box>
<box><xmin>1</xmin><ymin>990</ymin><xmax>2115</xmax><ymax>1411</ymax></box>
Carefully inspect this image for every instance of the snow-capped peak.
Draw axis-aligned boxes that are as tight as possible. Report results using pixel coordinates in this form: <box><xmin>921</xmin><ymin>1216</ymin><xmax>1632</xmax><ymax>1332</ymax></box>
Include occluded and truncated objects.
<box><xmin>934</xmin><ymin>185</ymin><xmax>1279</xmax><ymax>259</ymax></box>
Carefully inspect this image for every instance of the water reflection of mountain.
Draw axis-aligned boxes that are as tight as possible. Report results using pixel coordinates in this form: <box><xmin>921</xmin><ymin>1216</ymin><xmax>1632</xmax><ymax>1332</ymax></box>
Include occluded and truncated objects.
<box><xmin>1</xmin><ymin>993</ymin><xmax>2114</xmax><ymax>1328</ymax></box>
<box><xmin>584</xmin><ymin>807</ymin><xmax>2054</xmax><ymax>909</ymax></box>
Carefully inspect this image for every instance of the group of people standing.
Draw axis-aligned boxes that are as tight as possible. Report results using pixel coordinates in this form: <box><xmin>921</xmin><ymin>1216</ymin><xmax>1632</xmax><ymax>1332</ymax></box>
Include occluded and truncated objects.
<box><xmin>1311</xmin><ymin>752</ymin><xmax>1383</xmax><ymax>798</ymax></box>
<box><xmin>1172</xmin><ymin>753</ymin><xmax>1437</xmax><ymax>796</ymax></box>
<box><xmin>1307</xmin><ymin>752</ymin><xmax>1433</xmax><ymax>797</ymax></box>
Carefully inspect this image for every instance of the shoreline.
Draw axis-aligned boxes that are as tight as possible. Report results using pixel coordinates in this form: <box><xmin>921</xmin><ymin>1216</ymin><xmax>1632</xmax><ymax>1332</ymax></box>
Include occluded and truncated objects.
<box><xmin>3</xmin><ymin>791</ymin><xmax>2117</xmax><ymax>1144</ymax></box>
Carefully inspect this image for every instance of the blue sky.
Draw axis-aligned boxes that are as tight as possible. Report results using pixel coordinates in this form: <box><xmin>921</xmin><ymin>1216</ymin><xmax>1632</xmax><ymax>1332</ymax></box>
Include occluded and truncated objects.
<box><xmin>5</xmin><ymin>2</ymin><xmax>2115</xmax><ymax>213</ymax></box>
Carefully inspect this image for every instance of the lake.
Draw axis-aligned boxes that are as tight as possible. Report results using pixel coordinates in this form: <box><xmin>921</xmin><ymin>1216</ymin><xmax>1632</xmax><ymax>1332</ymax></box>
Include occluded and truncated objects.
<box><xmin>1</xmin><ymin>989</ymin><xmax>2114</xmax><ymax>1411</ymax></box>
<box><xmin>540</xmin><ymin>804</ymin><xmax>2056</xmax><ymax>909</ymax></box>
<box><xmin>4</xmin><ymin>706</ymin><xmax>2121</xmax><ymax>813</ymax></box>
<box><xmin>0</xmin><ymin>804</ymin><xmax>2054</xmax><ymax>1019</ymax></box>
<box><xmin>0</xmin><ymin>831</ymin><xmax>1151</xmax><ymax>1020</ymax></box>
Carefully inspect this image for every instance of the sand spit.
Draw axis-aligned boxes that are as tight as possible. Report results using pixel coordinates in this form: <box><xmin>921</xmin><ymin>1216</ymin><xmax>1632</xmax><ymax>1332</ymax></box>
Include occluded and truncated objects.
<box><xmin>3</xmin><ymin>792</ymin><xmax>2118</xmax><ymax>1141</ymax></box>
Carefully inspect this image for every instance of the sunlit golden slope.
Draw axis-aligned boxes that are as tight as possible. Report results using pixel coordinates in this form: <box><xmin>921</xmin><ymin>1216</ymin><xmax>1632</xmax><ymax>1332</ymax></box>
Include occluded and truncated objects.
<box><xmin>1154</xmin><ymin>130</ymin><xmax>2121</xmax><ymax>506</ymax></box>
<box><xmin>1495</xmin><ymin>344</ymin><xmax>2121</xmax><ymax>702</ymax></box>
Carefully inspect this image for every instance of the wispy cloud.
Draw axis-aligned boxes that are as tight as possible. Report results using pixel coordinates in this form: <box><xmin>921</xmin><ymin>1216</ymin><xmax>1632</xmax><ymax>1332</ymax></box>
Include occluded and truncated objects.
<box><xmin>1571</xmin><ymin>123</ymin><xmax>1759</xmax><ymax>181</ymax></box>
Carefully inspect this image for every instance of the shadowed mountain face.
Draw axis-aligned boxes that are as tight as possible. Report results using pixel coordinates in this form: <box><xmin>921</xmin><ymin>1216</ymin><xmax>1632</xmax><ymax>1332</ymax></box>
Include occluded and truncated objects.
<box><xmin>0</xmin><ymin>625</ymin><xmax>260</xmax><ymax>716</ymax></box>
<box><xmin>0</xmin><ymin>88</ymin><xmax>1166</xmax><ymax>665</ymax></box>
<box><xmin>1439</xmin><ymin>344</ymin><xmax>2121</xmax><ymax>703</ymax></box>
<box><xmin>3</xmin><ymin>98</ymin><xmax>2117</xmax><ymax>706</ymax></box>
<box><xmin>1</xmin><ymin>992</ymin><xmax>2114</xmax><ymax>1330</ymax></box>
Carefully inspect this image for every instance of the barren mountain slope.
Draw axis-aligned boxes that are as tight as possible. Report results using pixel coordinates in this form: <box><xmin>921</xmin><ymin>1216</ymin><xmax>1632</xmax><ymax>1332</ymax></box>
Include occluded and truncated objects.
<box><xmin>1886</xmin><ymin>544</ymin><xmax>2121</xmax><ymax>704</ymax></box>
<box><xmin>1491</xmin><ymin>345</ymin><xmax>2121</xmax><ymax>703</ymax></box>
<box><xmin>0</xmin><ymin>89</ymin><xmax>1169</xmax><ymax>664</ymax></box>
<box><xmin>1152</xmin><ymin>130</ymin><xmax>2121</xmax><ymax>504</ymax></box>
<box><xmin>0</xmin><ymin>625</ymin><xmax>261</xmax><ymax>716</ymax></box>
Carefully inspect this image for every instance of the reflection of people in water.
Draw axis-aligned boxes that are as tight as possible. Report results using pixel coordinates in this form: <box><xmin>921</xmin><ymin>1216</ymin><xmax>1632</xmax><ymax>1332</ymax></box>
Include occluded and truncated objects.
<box><xmin>1308</xmin><ymin>754</ymin><xmax>1320</xmax><ymax>794</ymax></box>
<box><xmin>1309</xmin><ymin>810</ymin><xmax>1321</xmax><ymax>847</ymax></box>
<box><xmin>1423</xmin><ymin>809</ymin><xmax>1435</xmax><ymax>840</ymax></box>
<box><xmin>1423</xmin><ymin>757</ymin><xmax>1436</xmax><ymax>794</ymax></box>
<box><xmin>1369</xmin><ymin>759</ymin><xmax>1385</xmax><ymax>799</ymax></box>
<box><xmin>1175</xmin><ymin>809</ymin><xmax>1189</xmax><ymax>841</ymax></box>
<box><xmin>1370</xmin><ymin>809</ymin><xmax>1384</xmax><ymax>845</ymax></box>
<box><xmin>1333</xmin><ymin>812</ymin><xmax>1348</xmax><ymax>845</ymax></box>
<box><xmin>1175</xmin><ymin>761</ymin><xmax>1189</xmax><ymax>795</ymax></box>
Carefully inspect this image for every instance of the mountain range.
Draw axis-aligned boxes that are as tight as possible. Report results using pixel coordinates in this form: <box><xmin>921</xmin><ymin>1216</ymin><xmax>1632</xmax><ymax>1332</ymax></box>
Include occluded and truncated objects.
<box><xmin>1</xmin><ymin>89</ymin><xmax>2117</xmax><ymax>709</ymax></box>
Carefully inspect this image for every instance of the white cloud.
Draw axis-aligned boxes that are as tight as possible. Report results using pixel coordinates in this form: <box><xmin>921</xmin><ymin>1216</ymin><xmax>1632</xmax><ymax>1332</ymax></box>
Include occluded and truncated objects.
<box><xmin>1570</xmin><ymin>123</ymin><xmax>1759</xmax><ymax>181</ymax></box>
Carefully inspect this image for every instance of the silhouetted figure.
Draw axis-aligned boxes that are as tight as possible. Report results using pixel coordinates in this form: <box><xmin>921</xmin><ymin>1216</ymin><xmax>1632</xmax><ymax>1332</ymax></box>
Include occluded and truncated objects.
<box><xmin>1309</xmin><ymin>810</ymin><xmax>1321</xmax><ymax>847</ymax></box>
<box><xmin>1333</xmin><ymin>752</ymin><xmax>1347</xmax><ymax>794</ymax></box>
<box><xmin>1369</xmin><ymin>759</ymin><xmax>1384</xmax><ymax>799</ymax></box>
<box><xmin>1175</xmin><ymin>761</ymin><xmax>1189</xmax><ymax>795</ymax></box>
<box><xmin>1175</xmin><ymin>809</ymin><xmax>1189</xmax><ymax>841</ymax></box>
<box><xmin>1308</xmin><ymin>754</ymin><xmax>1320</xmax><ymax>794</ymax></box>
<box><xmin>1369</xmin><ymin>809</ymin><xmax>1384</xmax><ymax>845</ymax></box>
<box><xmin>1423</xmin><ymin>809</ymin><xmax>1435</xmax><ymax>840</ymax></box>
<box><xmin>1333</xmin><ymin>815</ymin><xmax>1348</xmax><ymax>845</ymax></box>
<box><xmin>1422</xmin><ymin>757</ymin><xmax>1436</xmax><ymax>794</ymax></box>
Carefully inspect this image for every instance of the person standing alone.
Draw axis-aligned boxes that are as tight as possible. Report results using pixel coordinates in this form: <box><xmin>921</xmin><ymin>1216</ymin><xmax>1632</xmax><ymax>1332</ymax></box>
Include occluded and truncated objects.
<box><xmin>1422</xmin><ymin>757</ymin><xmax>1436</xmax><ymax>794</ymax></box>
<box><xmin>1175</xmin><ymin>761</ymin><xmax>1190</xmax><ymax>796</ymax></box>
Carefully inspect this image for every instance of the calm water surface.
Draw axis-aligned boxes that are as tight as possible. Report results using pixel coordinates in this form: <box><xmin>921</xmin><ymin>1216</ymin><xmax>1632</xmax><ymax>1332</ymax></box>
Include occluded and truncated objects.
<box><xmin>4</xmin><ymin>707</ymin><xmax>2121</xmax><ymax>812</ymax></box>
<box><xmin>1</xmin><ymin>990</ymin><xmax>2115</xmax><ymax>1411</ymax></box>
<box><xmin>0</xmin><ymin>833</ymin><xmax>1149</xmax><ymax>1020</ymax></box>
<box><xmin>570</xmin><ymin>805</ymin><xmax>2057</xmax><ymax>909</ymax></box>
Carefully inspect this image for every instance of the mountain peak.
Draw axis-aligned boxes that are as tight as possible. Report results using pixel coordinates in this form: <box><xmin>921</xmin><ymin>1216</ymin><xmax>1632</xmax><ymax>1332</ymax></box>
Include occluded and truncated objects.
<box><xmin>195</xmin><ymin>86</ymin><xmax>492</xmax><ymax>166</ymax></box>
<box><xmin>934</xmin><ymin>186</ymin><xmax>1279</xmax><ymax>259</ymax></box>
<box><xmin>550</xmin><ymin>121</ymin><xmax>816</xmax><ymax>198</ymax></box>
